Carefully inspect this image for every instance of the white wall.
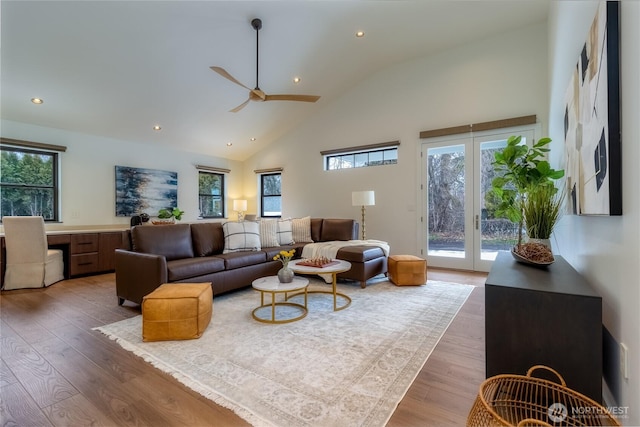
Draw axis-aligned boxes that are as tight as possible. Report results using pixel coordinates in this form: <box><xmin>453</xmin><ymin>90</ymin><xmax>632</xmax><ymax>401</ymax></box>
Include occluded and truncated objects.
<box><xmin>243</xmin><ymin>22</ymin><xmax>548</xmax><ymax>256</ymax></box>
<box><xmin>0</xmin><ymin>120</ymin><xmax>244</xmax><ymax>227</ymax></box>
<box><xmin>548</xmin><ymin>1</ymin><xmax>640</xmax><ymax>423</ymax></box>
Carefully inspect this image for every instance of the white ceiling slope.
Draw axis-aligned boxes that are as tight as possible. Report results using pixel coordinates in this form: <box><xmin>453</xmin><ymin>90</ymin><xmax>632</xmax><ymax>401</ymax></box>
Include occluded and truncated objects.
<box><xmin>1</xmin><ymin>1</ymin><xmax>549</xmax><ymax>161</ymax></box>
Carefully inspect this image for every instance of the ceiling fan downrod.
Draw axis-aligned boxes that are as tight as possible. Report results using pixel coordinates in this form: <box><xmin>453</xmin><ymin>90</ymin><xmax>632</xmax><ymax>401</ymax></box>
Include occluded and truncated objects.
<box><xmin>251</xmin><ymin>18</ymin><xmax>262</xmax><ymax>90</ymax></box>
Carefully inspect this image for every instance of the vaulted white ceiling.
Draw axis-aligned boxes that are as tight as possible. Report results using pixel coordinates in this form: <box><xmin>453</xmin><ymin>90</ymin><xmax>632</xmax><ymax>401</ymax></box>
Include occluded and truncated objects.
<box><xmin>1</xmin><ymin>1</ymin><xmax>549</xmax><ymax>161</ymax></box>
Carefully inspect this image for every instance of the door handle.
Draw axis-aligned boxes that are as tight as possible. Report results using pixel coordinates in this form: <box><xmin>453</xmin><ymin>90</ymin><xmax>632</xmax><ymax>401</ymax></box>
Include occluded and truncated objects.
<box><xmin>475</xmin><ymin>214</ymin><xmax>479</xmax><ymax>230</ymax></box>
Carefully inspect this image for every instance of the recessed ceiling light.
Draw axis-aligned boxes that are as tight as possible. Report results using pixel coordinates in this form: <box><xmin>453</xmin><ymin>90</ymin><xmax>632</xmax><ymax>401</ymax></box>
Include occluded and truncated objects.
<box><xmin>355</xmin><ymin>31</ymin><xmax>365</xmax><ymax>38</ymax></box>
<box><xmin>31</xmin><ymin>98</ymin><xmax>44</xmax><ymax>104</ymax></box>
<box><xmin>250</xmin><ymin>137</ymin><xmax>256</xmax><ymax>142</ymax></box>
<box><xmin>152</xmin><ymin>125</ymin><xmax>162</xmax><ymax>131</ymax></box>
<box><xmin>293</xmin><ymin>77</ymin><xmax>301</xmax><ymax>84</ymax></box>
<box><xmin>226</xmin><ymin>142</ymin><xmax>233</xmax><ymax>147</ymax></box>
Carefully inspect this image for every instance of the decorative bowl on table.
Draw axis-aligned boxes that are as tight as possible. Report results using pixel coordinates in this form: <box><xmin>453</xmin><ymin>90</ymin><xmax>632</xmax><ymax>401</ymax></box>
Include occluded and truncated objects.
<box><xmin>511</xmin><ymin>243</ymin><xmax>554</xmax><ymax>267</ymax></box>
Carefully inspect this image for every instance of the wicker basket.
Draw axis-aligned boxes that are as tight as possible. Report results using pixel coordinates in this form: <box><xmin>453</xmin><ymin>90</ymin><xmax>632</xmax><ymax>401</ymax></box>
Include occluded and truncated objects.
<box><xmin>467</xmin><ymin>365</ymin><xmax>621</xmax><ymax>427</ymax></box>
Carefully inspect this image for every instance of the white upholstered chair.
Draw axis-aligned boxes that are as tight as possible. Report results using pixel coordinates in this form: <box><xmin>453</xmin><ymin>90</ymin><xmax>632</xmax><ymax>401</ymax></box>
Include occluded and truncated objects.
<box><xmin>2</xmin><ymin>216</ymin><xmax>64</xmax><ymax>290</ymax></box>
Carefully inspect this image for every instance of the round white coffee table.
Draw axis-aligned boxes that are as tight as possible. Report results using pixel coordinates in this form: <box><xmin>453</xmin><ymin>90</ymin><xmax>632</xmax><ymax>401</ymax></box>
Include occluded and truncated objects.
<box><xmin>289</xmin><ymin>259</ymin><xmax>352</xmax><ymax>311</ymax></box>
<box><xmin>251</xmin><ymin>276</ymin><xmax>309</xmax><ymax>324</ymax></box>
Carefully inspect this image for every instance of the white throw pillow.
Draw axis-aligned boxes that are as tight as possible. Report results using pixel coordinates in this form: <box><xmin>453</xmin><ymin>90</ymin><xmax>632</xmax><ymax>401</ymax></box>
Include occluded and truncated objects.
<box><xmin>259</xmin><ymin>219</ymin><xmax>280</xmax><ymax>248</ymax></box>
<box><xmin>292</xmin><ymin>216</ymin><xmax>313</xmax><ymax>243</ymax></box>
<box><xmin>277</xmin><ymin>219</ymin><xmax>295</xmax><ymax>245</ymax></box>
<box><xmin>222</xmin><ymin>221</ymin><xmax>261</xmax><ymax>253</ymax></box>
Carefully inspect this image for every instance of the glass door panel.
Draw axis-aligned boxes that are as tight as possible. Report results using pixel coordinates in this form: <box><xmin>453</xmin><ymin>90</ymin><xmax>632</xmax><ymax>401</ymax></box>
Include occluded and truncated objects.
<box><xmin>474</xmin><ymin>138</ymin><xmax>517</xmax><ymax>270</ymax></box>
<box><xmin>472</xmin><ymin>130</ymin><xmax>535</xmax><ymax>271</ymax></box>
<box><xmin>425</xmin><ymin>140</ymin><xmax>473</xmax><ymax>270</ymax></box>
<box><xmin>478</xmin><ymin>139</ymin><xmax>516</xmax><ymax>260</ymax></box>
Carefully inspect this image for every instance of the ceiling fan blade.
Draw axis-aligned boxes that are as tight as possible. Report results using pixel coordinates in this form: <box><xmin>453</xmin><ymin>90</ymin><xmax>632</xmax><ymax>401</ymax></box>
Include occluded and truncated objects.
<box><xmin>229</xmin><ymin>97</ymin><xmax>251</xmax><ymax>113</ymax></box>
<box><xmin>210</xmin><ymin>66</ymin><xmax>251</xmax><ymax>91</ymax></box>
<box><xmin>264</xmin><ymin>94</ymin><xmax>320</xmax><ymax>103</ymax></box>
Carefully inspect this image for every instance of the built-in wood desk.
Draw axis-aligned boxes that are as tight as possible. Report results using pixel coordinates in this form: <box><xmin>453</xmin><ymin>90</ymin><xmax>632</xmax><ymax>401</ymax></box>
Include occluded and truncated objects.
<box><xmin>0</xmin><ymin>228</ymin><xmax>129</xmax><ymax>288</ymax></box>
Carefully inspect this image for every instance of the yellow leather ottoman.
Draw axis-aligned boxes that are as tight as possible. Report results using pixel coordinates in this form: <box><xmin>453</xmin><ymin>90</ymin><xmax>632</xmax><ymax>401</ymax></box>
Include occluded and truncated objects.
<box><xmin>142</xmin><ymin>283</ymin><xmax>212</xmax><ymax>342</ymax></box>
<box><xmin>388</xmin><ymin>255</ymin><xmax>427</xmax><ymax>286</ymax></box>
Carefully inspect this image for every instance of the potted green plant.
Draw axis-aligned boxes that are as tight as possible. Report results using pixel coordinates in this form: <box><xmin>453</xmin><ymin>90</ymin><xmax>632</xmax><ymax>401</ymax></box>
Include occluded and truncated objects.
<box><xmin>152</xmin><ymin>207</ymin><xmax>184</xmax><ymax>225</ymax></box>
<box><xmin>490</xmin><ymin>135</ymin><xmax>564</xmax><ymax>263</ymax></box>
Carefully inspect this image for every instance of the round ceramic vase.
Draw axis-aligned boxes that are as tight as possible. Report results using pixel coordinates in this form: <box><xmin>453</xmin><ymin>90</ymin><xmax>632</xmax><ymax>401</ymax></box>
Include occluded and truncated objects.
<box><xmin>277</xmin><ymin>267</ymin><xmax>294</xmax><ymax>283</ymax></box>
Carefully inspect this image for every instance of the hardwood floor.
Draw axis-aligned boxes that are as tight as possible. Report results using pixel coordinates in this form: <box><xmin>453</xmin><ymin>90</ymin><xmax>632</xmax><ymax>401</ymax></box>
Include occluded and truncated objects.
<box><xmin>0</xmin><ymin>268</ymin><xmax>487</xmax><ymax>426</ymax></box>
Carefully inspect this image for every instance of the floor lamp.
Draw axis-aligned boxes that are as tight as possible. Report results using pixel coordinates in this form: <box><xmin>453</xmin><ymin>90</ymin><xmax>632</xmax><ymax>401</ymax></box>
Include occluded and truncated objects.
<box><xmin>352</xmin><ymin>190</ymin><xmax>375</xmax><ymax>240</ymax></box>
<box><xmin>233</xmin><ymin>199</ymin><xmax>247</xmax><ymax>222</ymax></box>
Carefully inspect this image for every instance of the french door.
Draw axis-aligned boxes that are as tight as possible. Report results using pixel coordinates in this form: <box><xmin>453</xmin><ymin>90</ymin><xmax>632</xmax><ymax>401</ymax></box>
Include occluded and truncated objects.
<box><xmin>421</xmin><ymin>128</ymin><xmax>537</xmax><ymax>271</ymax></box>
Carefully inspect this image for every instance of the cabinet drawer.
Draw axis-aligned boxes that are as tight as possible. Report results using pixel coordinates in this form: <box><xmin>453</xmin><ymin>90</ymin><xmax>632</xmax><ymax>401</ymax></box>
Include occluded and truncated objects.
<box><xmin>70</xmin><ymin>253</ymin><xmax>99</xmax><ymax>275</ymax></box>
<box><xmin>71</xmin><ymin>234</ymin><xmax>99</xmax><ymax>254</ymax></box>
<box><xmin>47</xmin><ymin>234</ymin><xmax>71</xmax><ymax>245</ymax></box>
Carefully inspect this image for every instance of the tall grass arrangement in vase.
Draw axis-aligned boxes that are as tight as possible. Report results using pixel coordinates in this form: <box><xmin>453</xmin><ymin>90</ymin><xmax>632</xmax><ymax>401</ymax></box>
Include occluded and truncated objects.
<box><xmin>523</xmin><ymin>185</ymin><xmax>564</xmax><ymax>240</ymax></box>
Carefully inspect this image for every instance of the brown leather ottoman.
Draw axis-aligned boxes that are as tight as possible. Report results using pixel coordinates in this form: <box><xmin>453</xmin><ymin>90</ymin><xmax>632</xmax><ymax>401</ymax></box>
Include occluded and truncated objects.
<box><xmin>335</xmin><ymin>245</ymin><xmax>387</xmax><ymax>288</ymax></box>
<box><xmin>142</xmin><ymin>283</ymin><xmax>212</xmax><ymax>342</ymax></box>
<box><xmin>388</xmin><ymin>255</ymin><xmax>427</xmax><ymax>286</ymax></box>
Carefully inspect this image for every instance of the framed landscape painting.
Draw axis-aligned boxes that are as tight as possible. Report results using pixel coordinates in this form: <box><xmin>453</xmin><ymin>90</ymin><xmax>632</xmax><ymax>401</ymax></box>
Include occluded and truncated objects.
<box><xmin>115</xmin><ymin>166</ymin><xmax>178</xmax><ymax>217</ymax></box>
<box><xmin>563</xmin><ymin>0</ymin><xmax>621</xmax><ymax>216</ymax></box>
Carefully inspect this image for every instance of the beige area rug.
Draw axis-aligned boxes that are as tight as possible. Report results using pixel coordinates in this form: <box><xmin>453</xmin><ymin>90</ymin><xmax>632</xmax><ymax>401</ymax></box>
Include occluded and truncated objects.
<box><xmin>95</xmin><ymin>279</ymin><xmax>473</xmax><ymax>427</ymax></box>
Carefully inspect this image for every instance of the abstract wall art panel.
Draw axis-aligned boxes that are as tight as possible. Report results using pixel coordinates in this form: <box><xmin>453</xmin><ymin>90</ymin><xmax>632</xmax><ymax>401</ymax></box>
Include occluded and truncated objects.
<box><xmin>564</xmin><ymin>1</ymin><xmax>621</xmax><ymax>216</ymax></box>
<box><xmin>115</xmin><ymin>166</ymin><xmax>178</xmax><ymax>217</ymax></box>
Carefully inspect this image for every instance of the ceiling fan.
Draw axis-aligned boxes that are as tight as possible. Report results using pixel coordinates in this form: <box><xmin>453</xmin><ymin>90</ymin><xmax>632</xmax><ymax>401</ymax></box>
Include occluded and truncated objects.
<box><xmin>211</xmin><ymin>18</ymin><xmax>320</xmax><ymax>113</ymax></box>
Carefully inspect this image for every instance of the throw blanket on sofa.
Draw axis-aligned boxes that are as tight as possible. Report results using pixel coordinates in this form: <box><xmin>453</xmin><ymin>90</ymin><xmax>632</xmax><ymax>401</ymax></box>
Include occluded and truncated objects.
<box><xmin>301</xmin><ymin>240</ymin><xmax>390</xmax><ymax>283</ymax></box>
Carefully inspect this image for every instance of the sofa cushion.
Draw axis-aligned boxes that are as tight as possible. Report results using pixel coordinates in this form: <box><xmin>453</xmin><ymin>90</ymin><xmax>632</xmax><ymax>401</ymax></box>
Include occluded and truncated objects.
<box><xmin>167</xmin><ymin>257</ymin><xmax>226</xmax><ymax>281</ymax></box>
<box><xmin>258</xmin><ymin>219</ymin><xmax>280</xmax><ymax>248</ymax></box>
<box><xmin>222</xmin><ymin>221</ymin><xmax>261</xmax><ymax>253</ymax></box>
<box><xmin>132</xmin><ymin>224</ymin><xmax>194</xmax><ymax>261</ymax></box>
<box><xmin>191</xmin><ymin>222</ymin><xmax>225</xmax><ymax>256</ymax></box>
<box><xmin>277</xmin><ymin>219</ymin><xmax>295</xmax><ymax>245</ymax></box>
<box><xmin>292</xmin><ymin>216</ymin><xmax>313</xmax><ymax>243</ymax></box>
<box><xmin>310</xmin><ymin>218</ymin><xmax>323</xmax><ymax>242</ymax></box>
<box><xmin>320</xmin><ymin>219</ymin><xmax>356</xmax><ymax>242</ymax></box>
<box><xmin>336</xmin><ymin>246</ymin><xmax>385</xmax><ymax>263</ymax></box>
<box><xmin>215</xmin><ymin>251</ymin><xmax>267</xmax><ymax>270</ymax></box>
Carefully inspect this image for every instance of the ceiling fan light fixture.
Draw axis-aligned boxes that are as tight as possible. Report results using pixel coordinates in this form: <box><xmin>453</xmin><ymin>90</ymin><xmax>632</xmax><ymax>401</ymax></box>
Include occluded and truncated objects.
<box><xmin>211</xmin><ymin>18</ymin><xmax>320</xmax><ymax>112</ymax></box>
<box><xmin>152</xmin><ymin>125</ymin><xmax>162</xmax><ymax>131</ymax></box>
<box><xmin>31</xmin><ymin>97</ymin><xmax>44</xmax><ymax>104</ymax></box>
<box><xmin>293</xmin><ymin>77</ymin><xmax>301</xmax><ymax>84</ymax></box>
<box><xmin>226</xmin><ymin>142</ymin><xmax>233</xmax><ymax>147</ymax></box>
<box><xmin>250</xmin><ymin>137</ymin><xmax>256</xmax><ymax>142</ymax></box>
<box><xmin>355</xmin><ymin>30</ymin><xmax>365</xmax><ymax>38</ymax></box>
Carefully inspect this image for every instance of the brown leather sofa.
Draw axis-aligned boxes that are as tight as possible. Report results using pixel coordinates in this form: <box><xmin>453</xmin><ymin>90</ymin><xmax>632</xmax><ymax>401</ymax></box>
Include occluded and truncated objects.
<box><xmin>115</xmin><ymin>218</ymin><xmax>387</xmax><ymax>305</ymax></box>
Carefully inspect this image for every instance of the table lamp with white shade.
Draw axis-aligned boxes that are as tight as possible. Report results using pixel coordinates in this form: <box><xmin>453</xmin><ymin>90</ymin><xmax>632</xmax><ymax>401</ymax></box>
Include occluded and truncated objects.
<box><xmin>233</xmin><ymin>199</ymin><xmax>247</xmax><ymax>222</ymax></box>
<box><xmin>352</xmin><ymin>190</ymin><xmax>375</xmax><ymax>240</ymax></box>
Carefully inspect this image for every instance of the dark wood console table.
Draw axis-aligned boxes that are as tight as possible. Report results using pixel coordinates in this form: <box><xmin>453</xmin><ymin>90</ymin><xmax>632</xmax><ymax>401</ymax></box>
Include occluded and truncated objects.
<box><xmin>485</xmin><ymin>251</ymin><xmax>602</xmax><ymax>402</ymax></box>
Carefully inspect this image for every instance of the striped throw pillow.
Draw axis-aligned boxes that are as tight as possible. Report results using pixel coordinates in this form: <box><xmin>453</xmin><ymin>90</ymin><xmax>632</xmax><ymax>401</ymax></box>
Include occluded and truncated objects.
<box><xmin>259</xmin><ymin>219</ymin><xmax>280</xmax><ymax>248</ymax></box>
<box><xmin>292</xmin><ymin>216</ymin><xmax>313</xmax><ymax>243</ymax></box>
